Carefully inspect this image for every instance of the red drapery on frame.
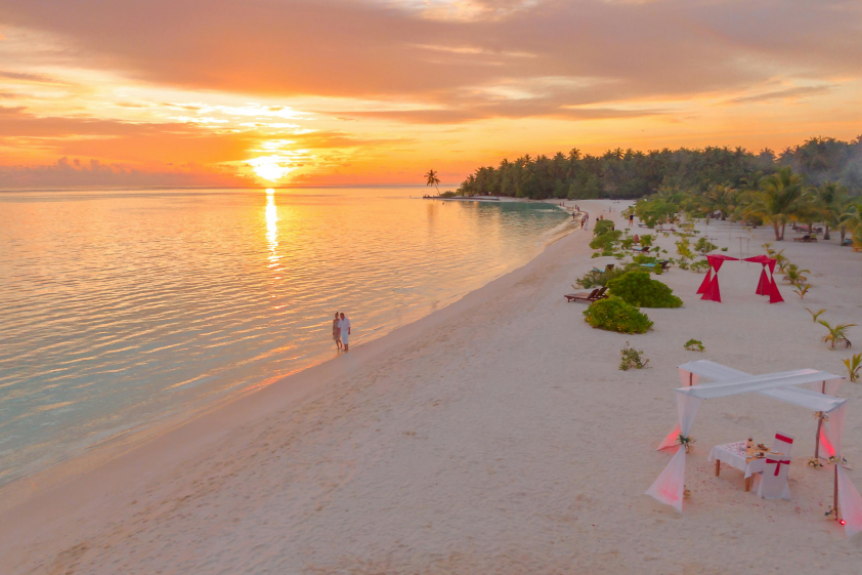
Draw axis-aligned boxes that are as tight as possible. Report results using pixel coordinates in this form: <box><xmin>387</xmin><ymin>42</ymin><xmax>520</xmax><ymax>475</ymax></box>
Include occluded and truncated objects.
<box><xmin>744</xmin><ymin>255</ymin><xmax>783</xmax><ymax>303</ymax></box>
<box><xmin>700</xmin><ymin>254</ymin><xmax>738</xmax><ymax>303</ymax></box>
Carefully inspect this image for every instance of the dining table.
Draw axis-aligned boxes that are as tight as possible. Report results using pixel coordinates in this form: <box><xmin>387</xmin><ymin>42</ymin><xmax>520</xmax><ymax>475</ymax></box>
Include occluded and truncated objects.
<box><xmin>707</xmin><ymin>441</ymin><xmax>787</xmax><ymax>492</ymax></box>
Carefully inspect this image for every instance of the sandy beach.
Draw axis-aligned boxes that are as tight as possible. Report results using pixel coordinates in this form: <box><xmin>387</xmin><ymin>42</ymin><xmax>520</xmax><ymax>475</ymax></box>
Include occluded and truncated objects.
<box><xmin>3</xmin><ymin>199</ymin><xmax>862</xmax><ymax>574</ymax></box>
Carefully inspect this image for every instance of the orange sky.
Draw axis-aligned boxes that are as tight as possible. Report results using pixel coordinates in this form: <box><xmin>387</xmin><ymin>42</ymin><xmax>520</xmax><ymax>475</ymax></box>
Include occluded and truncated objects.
<box><xmin>1</xmin><ymin>0</ymin><xmax>861</xmax><ymax>189</ymax></box>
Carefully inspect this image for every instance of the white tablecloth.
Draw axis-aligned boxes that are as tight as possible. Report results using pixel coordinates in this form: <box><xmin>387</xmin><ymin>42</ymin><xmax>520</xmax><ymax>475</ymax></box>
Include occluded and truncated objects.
<box><xmin>707</xmin><ymin>441</ymin><xmax>767</xmax><ymax>478</ymax></box>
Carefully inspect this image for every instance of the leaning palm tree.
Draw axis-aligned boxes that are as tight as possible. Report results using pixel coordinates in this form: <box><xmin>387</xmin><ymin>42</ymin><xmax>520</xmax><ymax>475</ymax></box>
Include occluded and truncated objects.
<box><xmin>744</xmin><ymin>167</ymin><xmax>806</xmax><ymax>240</ymax></box>
<box><xmin>425</xmin><ymin>169</ymin><xmax>441</xmax><ymax>195</ymax></box>
<box><xmin>838</xmin><ymin>200</ymin><xmax>862</xmax><ymax>245</ymax></box>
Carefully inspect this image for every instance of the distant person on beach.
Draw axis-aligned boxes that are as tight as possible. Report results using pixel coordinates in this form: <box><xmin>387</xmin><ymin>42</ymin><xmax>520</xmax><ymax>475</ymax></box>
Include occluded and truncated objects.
<box><xmin>339</xmin><ymin>313</ymin><xmax>351</xmax><ymax>352</ymax></box>
<box><xmin>332</xmin><ymin>312</ymin><xmax>342</xmax><ymax>351</ymax></box>
<box><xmin>583</xmin><ymin>214</ymin><xmax>589</xmax><ymax>230</ymax></box>
<box><xmin>629</xmin><ymin>214</ymin><xmax>634</xmax><ymax>226</ymax></box>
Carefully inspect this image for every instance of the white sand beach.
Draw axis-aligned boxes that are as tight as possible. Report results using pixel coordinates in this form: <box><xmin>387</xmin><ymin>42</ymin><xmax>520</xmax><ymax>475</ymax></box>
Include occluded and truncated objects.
<box><xmin>2</xmin><ymin>200</ymin><xmax>862</xmax><ymax>574</ymax></box>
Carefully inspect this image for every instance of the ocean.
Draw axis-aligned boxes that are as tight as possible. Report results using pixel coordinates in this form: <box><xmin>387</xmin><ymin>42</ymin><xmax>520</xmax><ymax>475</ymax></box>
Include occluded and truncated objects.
<box><xmin>0</xmin><ymin>187</ymin><xmax>573</xmax><ymax>485</ymax></box>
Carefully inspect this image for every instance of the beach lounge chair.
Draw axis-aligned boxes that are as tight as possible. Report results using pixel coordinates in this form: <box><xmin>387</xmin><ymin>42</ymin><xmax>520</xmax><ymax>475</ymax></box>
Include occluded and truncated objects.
<box><xmin>793</xmin><ymin>235</ymin><xmax>817</xmax><ymax>242</ymax></box>
<box><xmin>565</xmin><ymin>286</ymin><xmax>608</xmax><ymax>303</ymax></box>
<box><xmin>632</xmin><ymin>246</ymin><xmax>650</xmax><ymax>254</ymax></box>
<box><xmin>565</xmin><ymin>288</ymin><xmax>598</xmax><ymax>302</ymax></box>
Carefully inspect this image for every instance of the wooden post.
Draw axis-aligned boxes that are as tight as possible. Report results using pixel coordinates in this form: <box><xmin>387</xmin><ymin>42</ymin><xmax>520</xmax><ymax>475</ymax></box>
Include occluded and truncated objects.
<box><xmin>834</xmin><ymin>465</ymin><xmax>840</xmax><ymax>522</ymax></box>
<box><xmin>815</xmin><ymin>415</ymin><xmax>824</xmax><ymax>461</ymax></box>
<box><xmin>715</xmin><ymin>460</ymin><xmax>720</xmax><ymax>476</ymax></box>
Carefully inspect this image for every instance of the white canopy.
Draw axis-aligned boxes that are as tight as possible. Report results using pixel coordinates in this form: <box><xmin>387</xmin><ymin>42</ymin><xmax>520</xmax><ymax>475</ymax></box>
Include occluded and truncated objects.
<box><xmin>677</xmin><ymin>360</ymin><xmax>846</xmax><ymax>413</ymax></box>
<box><xmin>648</xmin><ymin>360</ymin><xmax>860</xmax><ymax>537</ymax></box>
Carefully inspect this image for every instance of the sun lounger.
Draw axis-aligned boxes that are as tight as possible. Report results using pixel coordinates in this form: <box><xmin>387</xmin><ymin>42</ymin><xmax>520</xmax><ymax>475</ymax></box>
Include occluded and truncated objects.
<box><xmin>793</xmin><ymin>235</ymin><xmax>817</xmax><ymax>242</ymax></box>
<box><xmin>565</xmin><ymin>286</ymin><xmax>608</xmax><ymax>303</ymax></box>
<box><xmin>842</xmin><ymin>238</ymin><xmax>853</xmax><ymax>246</ymax></box>
<box><xmin>566</xmin><ymin>288</ymin><xmax>598</xmax><ymax>302</ymax></box>
<box><xmin>632</xmin><ymin>247</ymin><xmax>650</xmax><ymax>254</ymax></box>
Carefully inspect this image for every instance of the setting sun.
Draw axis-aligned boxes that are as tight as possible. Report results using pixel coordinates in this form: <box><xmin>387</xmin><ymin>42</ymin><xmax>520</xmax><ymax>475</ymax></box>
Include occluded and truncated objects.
<box><xmin>248</xmin><ymin>156</ymin><xmax>296</xmax><ymax>183</ymax></box>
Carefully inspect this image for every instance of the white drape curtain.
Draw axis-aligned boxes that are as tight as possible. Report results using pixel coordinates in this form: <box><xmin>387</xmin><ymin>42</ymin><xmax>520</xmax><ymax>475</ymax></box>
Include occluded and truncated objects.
<box><xmin>646</xmin><ymin>391</ymin><xmax>703</xmax><ymax>512</ymax></box>
<box><xmin>838</xmin><ymin>466</ymin><xmax>862</xmax><ymax>538</ymax></box>
<box><xmin>819</xmin><ymin>404</ymin><xmax>846</xmax><ymax>459</ymax></box>
<box><xmin>808</xmin><ymin>378</ymin><xmax>843</xmax><ymax>397</ymax></box>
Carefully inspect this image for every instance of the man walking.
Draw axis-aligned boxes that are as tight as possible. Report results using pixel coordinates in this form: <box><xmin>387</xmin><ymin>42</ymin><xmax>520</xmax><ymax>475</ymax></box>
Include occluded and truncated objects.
<box><xmin>339</xmin><ymin>312</ymin><xmax>351</xmax><ymax>352</ymax></box>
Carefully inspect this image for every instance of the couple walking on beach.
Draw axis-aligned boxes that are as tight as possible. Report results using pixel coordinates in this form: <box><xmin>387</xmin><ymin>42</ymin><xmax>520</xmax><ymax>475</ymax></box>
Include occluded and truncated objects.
<box><xmin>332</xmin><ymin>312</ymin><xmax>351</xmax><ymax>352</ymax></box>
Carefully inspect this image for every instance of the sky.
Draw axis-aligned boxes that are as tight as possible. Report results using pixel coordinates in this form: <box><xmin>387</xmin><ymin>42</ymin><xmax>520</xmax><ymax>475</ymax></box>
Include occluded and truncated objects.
<box><xmin>1</xmin><ymin>0</ymin><xmax>861</xmax><ymax>189</ymax></box>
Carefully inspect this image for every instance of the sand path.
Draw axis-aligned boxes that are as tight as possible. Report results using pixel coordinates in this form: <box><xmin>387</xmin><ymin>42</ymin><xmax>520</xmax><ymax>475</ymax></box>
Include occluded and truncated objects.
<box><xmin>2</xmin><ymin>200</ymin><xmax>862</xmax><ymax>574</ymax></box>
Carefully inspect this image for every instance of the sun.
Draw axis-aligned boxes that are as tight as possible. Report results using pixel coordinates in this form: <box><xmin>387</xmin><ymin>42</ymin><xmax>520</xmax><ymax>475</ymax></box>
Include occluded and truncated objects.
<box><xmin>248</xmin><ymin>155</ymin><xmax>295</xmax><ymax>182</ymax></box>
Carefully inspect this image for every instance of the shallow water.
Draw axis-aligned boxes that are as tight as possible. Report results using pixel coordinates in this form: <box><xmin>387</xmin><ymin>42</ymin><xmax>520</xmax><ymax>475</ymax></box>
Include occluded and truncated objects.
<box><xmin>0</xmin><ymin>187</ymin><xmax>572</xmax><ymax>485</ymax></box>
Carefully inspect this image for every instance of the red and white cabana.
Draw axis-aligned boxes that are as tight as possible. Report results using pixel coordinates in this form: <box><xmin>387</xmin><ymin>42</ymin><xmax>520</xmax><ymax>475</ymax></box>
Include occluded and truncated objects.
<box><xmin>646</xmin><ymin>360</ymin><xmax>861</xmax><ymax>537</ymax></box>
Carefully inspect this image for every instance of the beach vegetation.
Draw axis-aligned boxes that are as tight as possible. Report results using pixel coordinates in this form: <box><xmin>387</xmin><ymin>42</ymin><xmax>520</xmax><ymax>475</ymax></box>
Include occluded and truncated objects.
<box><xmin>589</xmin><ymin>229</ymin><xmax>622</xmax><ymax>251</ymax></box>
<box><xmin>639</xmin><ymin>234</ymin><xmax>654</xmax><ymax>247</ymax></box>
<box><xmin>694</xmin><ymin>237</ymin><xmax>718</xmax><ymax>255</ymax></box>
<box><xmin>593</xmin><ymin>219</ymin><xmax>616</xmax><ymax>237</ymax></box>
<box><xmin>844</xmin><ymin>353</ymin><xmax>862</xmax><ymax>383</ymax></box>
<box><xmin>575</xmin><ymin>263</ymin><xmax>637</xmax><ymax>288</ymax></box>
<box><xmin>819</xmin><ymin>321</ymin><xmax>856</xmax><ymax>349</ymax></box>
<box><xmin>458</xmin><ymin>137</ymin><xmax>862</xmax><ymax>200</ymax></box>
<box><xmin>684</xmin><ymin>339</ymin><xmax>705</xmax><ymax>351</ymax></box>
<box><xmin>607</xmin><ymin>271</ymin><xmax>683</xmax><ymax>308</ymax></box>
<box><xmin>783</xmin><ymin>264</ymin><xmax>810</xmax><ymax>284</ymax></box>
<box><xmin>583</xmin><ymin>296</ymin><xmax>654</xmax><ymax>334</ymax></box>
<box><xmin>425</xmin><ymin>169</ymin><xmax>441</xmax><ymax>195</ymax></box>
<box><xmin>619</xmin><ymin>342</ymin><xmax>649</xmax><ymax>370</ymax></box>
<box><xmin>792</xmin><ymin>284</ymin><xmax>811</xmax><ymax>299</ymax></box>
<box><xmin>690</xmin><ymin>259</ymin><xmax>710</xmax><ymax>273</ymax></box>
<box><xmin>806</xmin><ymin>308</ymin><xmax>827</xmax><ymax>322</ymax></box>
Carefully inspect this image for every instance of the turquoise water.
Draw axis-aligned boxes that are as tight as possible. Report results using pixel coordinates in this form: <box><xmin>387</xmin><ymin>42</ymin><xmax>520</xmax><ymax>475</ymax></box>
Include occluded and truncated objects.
<box><xmin>0</xmin><ymin>188</ymin><xmax>571</xmax><ymax>485</ymax></box>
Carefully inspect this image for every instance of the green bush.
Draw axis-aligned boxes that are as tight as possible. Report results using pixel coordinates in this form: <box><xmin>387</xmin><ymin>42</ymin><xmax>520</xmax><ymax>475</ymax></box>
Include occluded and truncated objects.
<box><xmin>583</xmin><ymin>296</ymin><xmax>654</xmax><ymax>334</ymax></box>
<box><xmin>607</xmin><ymin>271</ymin><xmax>683</xmax><ymax>308</ymax></box>
<box><xmin>589</xmin><ymin>229</ymin><xmax>622</xmax><ymax>251</ymax></box>
<box><xmin>593</xmin><ymin>219</ymin><xmax>615</xmax><ymax>237</ymax></box>
<box><xmin>576</xmin><ymin>263</ymin><xmax>636</xmax><ymax>288</ymax></box>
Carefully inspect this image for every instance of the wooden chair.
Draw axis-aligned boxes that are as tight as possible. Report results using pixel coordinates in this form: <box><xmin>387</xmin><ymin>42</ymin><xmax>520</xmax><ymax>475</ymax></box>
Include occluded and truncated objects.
<box><xmin>566</xmin><ymin>289</ymin><xmax>598</xmax><ymax>302</ymax></box>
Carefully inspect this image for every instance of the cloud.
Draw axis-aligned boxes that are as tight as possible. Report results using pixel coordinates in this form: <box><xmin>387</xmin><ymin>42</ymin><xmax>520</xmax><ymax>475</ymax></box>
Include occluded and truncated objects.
<box><xmin>0</xmin><ymin>70</ymin><xmax>66</xmax><ymax>84</ymax></box>
<box><xmin>0</xmin><ymin>0</ymin><xmax>858</xmax><ymax>116</ymax></box>
<box><xmin>0</xmin><ymin>156</ymin><xmax>257</xmax><ymax>189</ymax></box>
<box><xmin>729</xmin><ymin>85</ymin><xmax>834</xmax><ymax>104</ymax></box>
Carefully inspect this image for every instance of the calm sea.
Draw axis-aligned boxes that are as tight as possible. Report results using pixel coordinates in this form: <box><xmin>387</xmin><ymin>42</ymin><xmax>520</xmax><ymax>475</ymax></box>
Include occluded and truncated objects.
<box><xmin>0</xmin><ymin>187</ymin><xmax>572</xmax><ymax>485</ymax></box>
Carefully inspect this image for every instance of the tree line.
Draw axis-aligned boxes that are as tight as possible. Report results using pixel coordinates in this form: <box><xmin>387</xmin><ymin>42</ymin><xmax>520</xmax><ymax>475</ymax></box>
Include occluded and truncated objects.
<box><xmin>455</xmin><ymin>136</ymin><xmax>862</xmax><ymax>200</ymax></box>
<box><xmin>631</xmin><ymin>166</ymin><xmax>862</xmax><ymax>244</ymax></box>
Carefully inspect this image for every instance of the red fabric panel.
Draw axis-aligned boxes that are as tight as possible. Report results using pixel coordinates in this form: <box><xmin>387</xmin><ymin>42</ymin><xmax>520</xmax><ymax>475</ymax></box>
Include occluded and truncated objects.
<box><xmin>775</xmin><ymin>433</ymin><xmax>794</xmax><ymax>444</ymax></box>
<box><xmin>769</xmin><ymin>276</ymin><xmax>784</xmax><ymax>303</ymax></box>
<box><xmin>696</xmin><ymin>268</ymin><xmax>712</xmax><ymax>294</ymax></box>
<box><xmin>756</xmin><ymin>265</ymin><xmax>769</xmax><ymax>295</ymax></box>
<box><xmin>701</xmin><ymin>274</ymin><xmax>722</xmax><ymax>302</ymax></box>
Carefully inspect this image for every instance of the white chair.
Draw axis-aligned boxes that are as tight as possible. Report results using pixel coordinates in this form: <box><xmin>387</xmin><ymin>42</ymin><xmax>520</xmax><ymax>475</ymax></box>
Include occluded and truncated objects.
<box><xmin>772</xmin><ymin>432</ymin><xmax>794</xmax><ymax>456</ymax></box>
<box><xmin>754</xmin><ymin>455</ymin><xmax>792</xmax><ymax>499</ymax></box>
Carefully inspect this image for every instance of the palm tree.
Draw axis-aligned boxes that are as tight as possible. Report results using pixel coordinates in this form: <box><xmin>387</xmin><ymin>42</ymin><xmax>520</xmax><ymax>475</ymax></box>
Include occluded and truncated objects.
<box><xmin>838</xmin><ymin>200</ymin><xmax>862</xmax><ymax>245</ymax></box>
<box><xmin>425</xmin><ymin>169</ymin><xmax>440</xmax><ymax>195</ymax></box>
<box><xmin>819</xmin><ymin>321</ymin><xmax>856</xmax><ymax>349</ymax></box>
<box><xmin>745</xmin><ymin>167</ymin><xmax>806</xmax><ymax>240</ymax></box>
<box><xmin>817</xmin><ymin>182</ymin><xmax>847</xmax><ymax>240</ymax></box>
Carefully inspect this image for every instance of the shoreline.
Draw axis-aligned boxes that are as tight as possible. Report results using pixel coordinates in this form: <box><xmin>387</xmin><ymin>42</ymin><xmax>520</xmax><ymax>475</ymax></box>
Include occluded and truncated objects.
<box><xmin>4</xmin><ymin>199</ymin><xmax>862</xmax><ymax>573</ymax></box>
<box><xmin>0</xmin><ymin>202</ymin><xmax>585</xmax><ymax>517</ymax></box>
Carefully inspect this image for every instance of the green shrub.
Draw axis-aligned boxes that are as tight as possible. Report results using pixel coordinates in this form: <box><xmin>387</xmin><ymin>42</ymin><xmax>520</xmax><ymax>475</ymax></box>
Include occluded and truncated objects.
<box><xmin>593</xmin><ymin>219</ymin><xmax>615</xmax><ymax>237</ymax></box>
<box><xmin>589</xmin><ymin>229</ymin><xmax>622</xmax><ymax>251</ymax></box>
<box><xmin>583</xmin><ymin>295</ymin><xmax>654</xmax><ymax>334</ymax></box>
<box><xmin>607</xmin><ymin>271</ymin><xmax>683</xmax><ymax>308</ymax></box>
<box><xmin>690</xmin><ymin>259</ymin><xmax>710</xmax><ymax>273</ymax></box>
<box><xmin>575</xmin><ymin>264</ymin><xmax>636</xmax><ymax>288</ymax></box>
<box><xmin>684</xmin><ymin>339</ymin><xmax>705</xmax><ymax>351</ymax></box>
<box><xmin>694</xmin><ymin>237</ymin><xmax>718</xmax><ymax>255</ymax></box>
<box><xmin>639</xmin><ymin>234</ymin><xmax>654</xmax><ymax>247</ymax></box>
<box><xmin>620</xmin><ymin>342</ymin><xmax>649</xmax><ymax>370</ymax></box>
